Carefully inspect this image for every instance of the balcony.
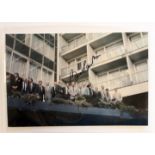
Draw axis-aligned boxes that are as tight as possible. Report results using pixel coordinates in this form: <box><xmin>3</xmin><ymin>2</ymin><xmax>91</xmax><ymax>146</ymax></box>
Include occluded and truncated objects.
<box><xmin>61</xmin><ymin>33</ymin><xmax>83</xmax><ymax>41</ymax></box>
<box><xmin>61</xmin><ymin>45</ymin><xmax>87</xmax><ymax>61</ymax></box>
<box><xmin>108</xmin><ymin>74</ymin><xmax>131</xmax><ymax>90</ymax></box>
<box><xmin>128</xmin><ymin>36</ymin><xmax>148</xmax><ymax>53</ymax></box>
<box><xmin>61</xmin><ymin>64</ymin><xmax>77</xmax><ymax>78</ymax></box>
<box><xmin>129</xmin><ymin>48</ymin><xmax>148</xmax><ymax>63</ymax></box>
<box><xmin>87</xmin><ymin>33</ymin><xmax>107</xmax><ymax>41</ymax></box>
<box><xmin>92</xmin><ymin>56</ymin><xmax>127</xmax><ymax>74</ymax></box>
<box><xmin>94</xmin><ymin>70</ymin><xmax>148</xmax><ymax>93</ymax></box>
<box><xmin>89</xmin><ymin>33</ymin><xmax>122</xmax><ymax>49</ymax></box>
<box><xmin>94</xmin><ymin>74</ymin><xmax>131</xmax><ymax>90</ymax></box>
<box><xmin>94</xmin><ymin>45</ymin><xmax>125</xmax><ymax>65</ymax></box>
<box><xmin>132</xmin><ymin>70</ymin><xmax>148</xmax><ymax>85</ymax></box>
<box><xmin>61</xmin><ymin>59</ymin><xmax>87</xmax><ymax>78</ymax></box>
<box><xmin>61</xmin><ymin>35</ymin><xmax>87</xmax><ymax>53</ymax></box>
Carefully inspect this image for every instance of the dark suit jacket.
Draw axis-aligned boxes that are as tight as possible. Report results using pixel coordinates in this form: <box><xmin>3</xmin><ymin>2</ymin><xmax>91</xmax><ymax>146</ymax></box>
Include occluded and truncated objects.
<box><xmin>36</xmin><ymin>85</ymin><xmax>45</xmax><ymax>101</ymax></box>
<box><xmin>27</xmin><ymin>83</ymin><xmax>36</xmax><ymax>94</ymax></box>
<box><xmin>11</xmin><ymin>77</ymin><xmax>23</xmax><ymax>92</ymax></box>
<box><xmin>51</xmin><ymin>87</ymin><xmax>56</xmax><ymax>97</ymax></box>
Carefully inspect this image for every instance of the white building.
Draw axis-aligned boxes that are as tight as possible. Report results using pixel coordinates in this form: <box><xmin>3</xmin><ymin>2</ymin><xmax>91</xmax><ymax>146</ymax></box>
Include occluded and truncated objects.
<box><xmin>58</xmin><ymin>33</ymin><xmax>148</xmax><ymax>108</ymax></box>
<box><xmin>6</xmin><ymin>34</ymin><xmax>56</xmax><ymax>86</ymax></box>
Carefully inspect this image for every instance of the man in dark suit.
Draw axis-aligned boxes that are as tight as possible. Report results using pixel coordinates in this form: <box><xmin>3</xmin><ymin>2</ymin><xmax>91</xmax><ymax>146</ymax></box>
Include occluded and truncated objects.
<box><xmin>36</xmin><ymin>80</ymin><xmax>45</xmax><ymax>102</ymax></box>
<box><xmin>11</xmin><ymin>73</ymin><xmax>23</xmax><ymax>93</ymax></box>
<box><xmin>27</xmin><ymin>78</ymin><xmax>36</xmax><ymax>94</ymax></box>
<box><xmin>51</xmin><ymin>82</ymin><xmax>65</xmax><ymax>98</ymax></box>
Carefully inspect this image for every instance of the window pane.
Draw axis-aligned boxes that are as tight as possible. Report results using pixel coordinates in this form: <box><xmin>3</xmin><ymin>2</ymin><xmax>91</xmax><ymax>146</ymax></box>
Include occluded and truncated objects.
<box><xmin>29</xmin><ymin>62</ymin><xmax>41</xmax><ymax>83</ymax></box>
<box><xmin>11</xmin><ymin>53</ymin><xmax>27</xmax><ymax>77</ymax></box>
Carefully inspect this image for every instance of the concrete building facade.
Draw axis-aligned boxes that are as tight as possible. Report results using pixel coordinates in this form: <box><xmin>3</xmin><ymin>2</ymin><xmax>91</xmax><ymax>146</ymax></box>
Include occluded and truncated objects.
<box><xmin>58</xmin><ymin>32</ymin><xmax>148</xmax><ymax>108</ymax></box>
<box><xmin>6</xmin><ymin>34</ymin><xmax>55</xmax><ymax>86</ymax></box>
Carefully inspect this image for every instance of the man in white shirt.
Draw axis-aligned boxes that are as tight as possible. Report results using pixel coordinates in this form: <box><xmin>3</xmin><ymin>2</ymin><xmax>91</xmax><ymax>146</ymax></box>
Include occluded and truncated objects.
<box><xmin>83</xmin><ymin>83</ymin><xmax>94</xmax><ymax>96</ymax></box>
<box><xmin>112</xmin><ymin>88</ymin><xmax>122</xmax><ymax>104</ymax></box>
<box><xmin>81</xmin><ymin>83</ymin><xmax>87</xmax><ymax>96</ymax></box>
<box><xmin>101</xmin><ymin>85</ymin><xmax>106</xmax><ymax>100</ymax></box>
<box><xmin>68</xmin><ymin>82</ymin><xmax>78</xmax><ymax>101</ymax></box>
<box><xmin>105</xmin><ymin>88</ymin><xmax>111</xmax><ymax>104</ymax></box>
<box><xmin>21</xmin><ymin>78</ymin><xmax>29</xmax><ymax>94</ymax></box>
<box><xmin>45</xmin><ymin>82</ymin><xmax>52</xmax><ymax>103</ymax></box>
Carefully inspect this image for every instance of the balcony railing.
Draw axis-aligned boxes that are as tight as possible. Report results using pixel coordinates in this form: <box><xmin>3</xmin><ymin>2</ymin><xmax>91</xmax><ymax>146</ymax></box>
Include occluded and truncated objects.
<box><xmin>88</xmin><ymin>33</ymin><xmax>107</xmax><ymax>41</ymax></box>
<box><xmin>108</xmin><ymin>74</ymin><xmax>131</xmax><ymax>90</ymax></box>
<box><xmin>93</xmin><ymin>45</ymin><xmax>125</xmax><ymax>65</ymax></box>
<box><xmin>128</xmin><ymin>37</ymin><xmax>148</xmax><ymax>52</ymax></box>
<box><xmin>61</xmin><ymin>65</ymin><xmax>77</xmax><ymax>77</ymax></box>
<box><xmin>61</xmin><ymin>35</ymin><xmax>87</xmax><ymax>53</ymax></box>
<box><xmin>132</xmin><ymin>70</ymin><xmax>148</xmax><ymax>84</ymax></box>
<box><xmin>61</xmin><ymin>60</ymin><xmax>87</xmax><ymax>77</ymax></box>
<box><xmin>93</xmin><ymin>74</ymin><xmax>131</xmax><ymax>90</ymax></box>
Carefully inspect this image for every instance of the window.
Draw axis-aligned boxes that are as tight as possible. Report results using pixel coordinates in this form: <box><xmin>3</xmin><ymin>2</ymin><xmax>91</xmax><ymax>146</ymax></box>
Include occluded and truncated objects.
<box><xmin>42</xmin><ymin>69</ymin><xmax>53</xmax><ymax>86</ymax></box>
<box><xmin>28</xmin><ymin>61</ymin><xmax>41</xmax><ymax>83</ymax></box>
<box><xmin>6</xmin><ymin>35</ymin><xmax>14</xmax><ymax>48</ymax></box>
<box><xmin>44</xmin><ymin>57</ymin><xmax>54</xmax><ymax>70</ymax></box>
<box><xmin>31</xmin><ymin>35</ymin><xmax>44</xmax><ymax>54</ymax></box>
<box><xmin>30</xmin><ymin>49</ymin><xmax>43</xmax><ymax>64</ymax></box>
<box><xmin>16</xmin><ymin>34</ymin><xmax>26</xmax><ymax>43</ymax></box>
<box><xmin>15</xmin><ymin>40</ymin><xmax>29</xmax><ymax>57</ymax></box>
<box><xmin>10</xmin><ymin>53</ymin><xmax>27</xmax><ymax>77</ymax></box>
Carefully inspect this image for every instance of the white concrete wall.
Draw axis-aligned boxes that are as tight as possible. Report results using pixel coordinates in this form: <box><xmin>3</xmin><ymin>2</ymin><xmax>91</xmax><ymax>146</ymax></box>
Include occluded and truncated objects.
<box><xmin>58</xmin><ymin>32</ymin><xmax>148</xmax><ymax>98</ymax></box>
<box><xmin>115</xmin><ymin>82</ymin><xmax>148</xmax><ymax>97</ymax></box>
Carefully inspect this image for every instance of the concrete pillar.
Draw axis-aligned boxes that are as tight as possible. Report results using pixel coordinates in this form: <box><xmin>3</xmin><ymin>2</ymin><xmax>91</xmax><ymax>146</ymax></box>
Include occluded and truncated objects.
<box><xmin>87</xmin><ymin>44</ymin><xmax>97</xmax><ymax>85</ymax></box>
<box><xmin>126</xmin><ymin>56</ymin><xmax>134</xmax><ymax>83</ymax></box>
<box><xmin>122</xmin><ymin>33</ymin><xmax>130</xmax><ymax>53</ymax></box>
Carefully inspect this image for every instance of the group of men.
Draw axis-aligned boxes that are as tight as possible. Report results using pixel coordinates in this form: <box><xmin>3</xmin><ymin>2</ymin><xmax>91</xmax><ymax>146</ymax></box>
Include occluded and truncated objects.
<box><xmin>64</xmin><ymin>82</ymin><xmax>122</xmax><ymax>105</ymax></box>
<box><xmin>7</xmin><ymin>72</ymin><xmax>122</xmax><ymax>105</ymax></box>
<box><xmin>7</xmin><ymin>73</ymin><xmax>46</xmax><ymax>101</ymax></box>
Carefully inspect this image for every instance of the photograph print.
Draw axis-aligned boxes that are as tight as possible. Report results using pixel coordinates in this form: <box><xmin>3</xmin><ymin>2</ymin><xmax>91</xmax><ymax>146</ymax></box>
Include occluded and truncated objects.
<box><xmin>6</xmin><ymin>32</ymin><xmax>148</xmax><ymax>127</ymax></box>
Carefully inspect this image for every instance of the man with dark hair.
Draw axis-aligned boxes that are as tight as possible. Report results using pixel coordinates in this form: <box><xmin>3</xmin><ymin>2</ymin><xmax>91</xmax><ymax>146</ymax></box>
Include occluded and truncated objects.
<box><xmin>11</xmin><ymin>72</ymin><xmax>23</xmax><ymax>93</ymax></box>
<box><xmin>36</xmin><ymin>80</ymin><xmax>45</xmax><ymax>102</ymax></box>
<box><xmin>28</xmin><ymin>78</ymin><xmax>36</xmax><ymax>94</ymax></box>
<box><xmin>87</xmin><ymin>83</ymin><xmax>93</xmax><ymax>96</ymax></box>
<box><xmin>93</xmin><ymin>87</ymin><xmax>101</xmax><ymax>98</ymax></box>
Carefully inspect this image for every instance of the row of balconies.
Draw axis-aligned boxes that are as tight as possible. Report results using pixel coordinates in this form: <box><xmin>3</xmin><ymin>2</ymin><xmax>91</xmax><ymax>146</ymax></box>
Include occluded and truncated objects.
<box><xmin>93</xmin><ymin>69</ymin><xmax>148</xmax><ymax>91</ymax></box>
<box><xmin>60</xmin><ymin>33</ymin><xmax>148</xmax><ymax>54</ymax></box>
<box><xmin>60</xmin><ymin>36</ymin><xmax>148</xmax><ymax>78</ymax></box>
<box><xmin>60</xmin><ymin>33</ymin><xmax>109</xmax><ymax>53</ymax></box>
